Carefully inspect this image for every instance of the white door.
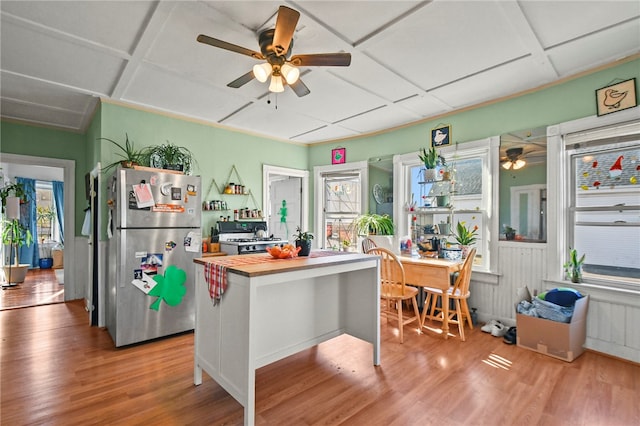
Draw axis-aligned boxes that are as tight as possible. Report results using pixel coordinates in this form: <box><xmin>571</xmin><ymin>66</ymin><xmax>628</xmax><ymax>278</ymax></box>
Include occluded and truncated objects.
<box><xmin>268</xmin><ymin>177</ymin><xmax>302</xmax><ymax>242</ymax></box>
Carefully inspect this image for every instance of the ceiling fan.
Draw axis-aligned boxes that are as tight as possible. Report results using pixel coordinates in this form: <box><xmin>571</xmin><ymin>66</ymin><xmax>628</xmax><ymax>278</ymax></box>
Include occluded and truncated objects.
<box><xmin>501</xmin><ymin>147</ymin><xmax>528</xmax><ymax>170</ymax></box>
<box><xmin>197</xmin><ymin>5</ymin><xmax>351</xmax><ymax>97</ymax></box>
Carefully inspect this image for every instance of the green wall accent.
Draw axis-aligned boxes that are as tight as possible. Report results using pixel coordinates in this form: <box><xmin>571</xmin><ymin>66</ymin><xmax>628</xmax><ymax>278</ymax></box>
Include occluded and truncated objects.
<box><xmin>97</xmin><ymin>102</ymin><xmax>308</xmax><ymax>238</ymax></box>
<box><xmin>0</xmin><ymin>121</ymin><xmax>87</xmax><ymax>234</ymax></box>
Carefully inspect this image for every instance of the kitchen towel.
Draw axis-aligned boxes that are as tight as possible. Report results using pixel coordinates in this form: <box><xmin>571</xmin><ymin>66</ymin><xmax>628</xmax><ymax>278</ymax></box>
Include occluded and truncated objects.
<box><xmin>204</xmin><ymin>261</ymin><xmax>227</xmax><ymax>305</ymax></box>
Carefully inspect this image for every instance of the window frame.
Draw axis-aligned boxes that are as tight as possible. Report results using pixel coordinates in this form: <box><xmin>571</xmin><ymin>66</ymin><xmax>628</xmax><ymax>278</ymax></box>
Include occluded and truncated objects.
<box><xmin>394</xmin><ymin>137</ymin><xmax>500</xmax><ymax>273</ymax></box>
<box><xmin>314</xmin><ymin>161</ymin><xmax>368</xmax><ymax>250</ymax></box>
<box><xmin>547</xmin><ymin>109</ymin><xmax>640</xmax><ymax>292</ymax></box>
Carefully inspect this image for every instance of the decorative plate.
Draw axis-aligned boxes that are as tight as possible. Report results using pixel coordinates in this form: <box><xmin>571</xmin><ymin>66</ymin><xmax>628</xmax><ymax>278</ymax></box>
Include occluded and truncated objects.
<box><xmin>373</xmin><ymin>184</ymin><xmax>384</xmax><ymax>204</ymax></box>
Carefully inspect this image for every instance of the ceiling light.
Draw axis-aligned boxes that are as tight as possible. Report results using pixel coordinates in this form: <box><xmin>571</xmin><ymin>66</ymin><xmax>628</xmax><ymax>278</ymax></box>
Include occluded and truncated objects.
<box><xmin>280</xmin><ymin>63</ymin><xmax>299</xmax><ymax>85</ymax></box>
<box><xmin>253</xmin><ymin>63</ymin><xmax>272</xmax><ymax>83</ymax></box>
<box><xmin>502</xmin><ymin>161</ymin><xmax>512</xmax><ymax>170</ymax></box>
<box><xmin>513</xmin><ymin>159</ymin><xmax>526</xmax><ymax>170</ymax></box>
<box><xmin>269</xmin><ymin>75</ymin><xmax>284</xmax><ymax>93</ymax></box>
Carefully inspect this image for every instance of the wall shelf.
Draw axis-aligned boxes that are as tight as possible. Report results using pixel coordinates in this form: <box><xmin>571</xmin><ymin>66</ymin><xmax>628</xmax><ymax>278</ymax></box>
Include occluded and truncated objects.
<box><xmin>203</xmin><ymin>164</ymin><xmax>261</xmax><ymax>217</ymax></box>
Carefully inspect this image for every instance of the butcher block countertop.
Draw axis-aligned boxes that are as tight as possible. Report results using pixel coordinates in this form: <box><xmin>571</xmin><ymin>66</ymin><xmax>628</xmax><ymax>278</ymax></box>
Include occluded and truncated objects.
<box><xmin>194</xmin><ymin>250</ymin><xmax>375</xmax><ymax>277</ymax></box>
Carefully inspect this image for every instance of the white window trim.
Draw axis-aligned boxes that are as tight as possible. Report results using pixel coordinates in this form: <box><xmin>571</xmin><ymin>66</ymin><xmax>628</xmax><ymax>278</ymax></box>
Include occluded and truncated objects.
<box><xmin>393</xmin><ymin>137</ymin><xmax>500</xmax><ymax>273</ymax></box>
<box><xmin>547</xmin><ymin>108</ymin><xmax>640</xmax><ymax>291</ymax></box>
<box><xmin>313</xmin><ymin>161</ymin><xmax>368</xmax><ymax>249</ymax></box>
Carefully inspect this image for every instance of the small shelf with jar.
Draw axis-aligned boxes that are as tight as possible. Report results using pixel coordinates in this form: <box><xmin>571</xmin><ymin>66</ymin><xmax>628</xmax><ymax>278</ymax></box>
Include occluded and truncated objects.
<box><xmin>204</xmin><ymin>164</ymin><xmax>261</xmax><ymax>217</ymax></box>
<box><xmin>202</xmin><ymin>199</ymin><xmax>229</xmax><ymax>212</ymax></box>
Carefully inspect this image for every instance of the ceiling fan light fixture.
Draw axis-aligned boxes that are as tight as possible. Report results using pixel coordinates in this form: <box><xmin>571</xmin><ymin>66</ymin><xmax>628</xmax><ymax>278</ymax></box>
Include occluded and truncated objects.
<box><xmin>513</xmin><ymin>159</ymin><xmax>526</xmax><ymax>170</ymax></box>
<box><xmin>269</xmin><ymin>75</ymin><xmax>284</xmax><ymax>92</ymax></box>
<box><xmin>502</xmin><ymin>161</ymin><xmax>512</xmax><ymax>170</ymax></box>
<box><xmin>281</xmin><ymin>63</ymin><xmax>300</xmax><ymax>84</ymax></box>
<box><xmin>253</xmin><ymin>62</ymin><xmax>272</xmax><ymax>83</ymax></box>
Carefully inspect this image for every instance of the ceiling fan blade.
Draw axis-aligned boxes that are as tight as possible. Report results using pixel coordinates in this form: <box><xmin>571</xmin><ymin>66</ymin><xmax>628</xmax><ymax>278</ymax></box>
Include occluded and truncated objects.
<box><xmin>197</xmin><ymin>34</ymin><xmax>264</xmax><ymax>60</ymax></box>
<box><xmin>272</xmin><ymin>6</ymin><xmax>300</xmax><ymax>56</ymax></box>
<box><xmin>289</xmin><ymin>79</ymin><xmax>310</xmax><ymax>97</ymax></box>
<box><xmin>289</xmin><ymin>53</ymin><xmax>351</xmax><ymax>67</ymax></box>
<box><xmin>227</xmin><ymin>70</ymin><xmax>256</xmax><ymax>88</ymax></box>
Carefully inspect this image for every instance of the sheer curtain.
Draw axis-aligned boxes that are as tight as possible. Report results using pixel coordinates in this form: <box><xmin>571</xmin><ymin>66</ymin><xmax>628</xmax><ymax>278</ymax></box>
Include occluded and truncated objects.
<box><xmin>16</xmin><ymin>177</ymin><xmax>38</xmax><ymax>267</ymax></box>
<box><xmin>52</xmin><ymin>180</ymin><xmax>64</xmax><ymax>244</ymax></box>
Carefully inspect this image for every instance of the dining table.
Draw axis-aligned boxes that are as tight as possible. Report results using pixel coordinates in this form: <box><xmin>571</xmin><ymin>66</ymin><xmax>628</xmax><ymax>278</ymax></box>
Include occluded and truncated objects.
<box><xmin>398</xmin><ymin>254</ymin><xmax>463</xmax><ymax>339</ymax></box>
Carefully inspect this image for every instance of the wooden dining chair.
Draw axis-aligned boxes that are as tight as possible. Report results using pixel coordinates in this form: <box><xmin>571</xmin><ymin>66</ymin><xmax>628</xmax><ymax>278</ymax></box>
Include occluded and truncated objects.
<box><xmin>421</xmin><ymin>248</ymin><xmax>476</xmax><ymax>341</ymax></box>
<box><xmin>366</xmin><ymin>246</ymin><xmax>421</xmax><ymax>343</ymax></box>
<box><xmin>361</xmin><ymin>238</ymin><xmax>377</xmax><ymax>253</ymax></box>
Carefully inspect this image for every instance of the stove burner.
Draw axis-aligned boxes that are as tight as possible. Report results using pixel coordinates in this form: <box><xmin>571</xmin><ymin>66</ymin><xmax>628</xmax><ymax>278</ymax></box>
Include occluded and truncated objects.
<box><xmin>226</xmin><ymin>237</ymin><xmax>286</xmax><ymax>243</ymax></box>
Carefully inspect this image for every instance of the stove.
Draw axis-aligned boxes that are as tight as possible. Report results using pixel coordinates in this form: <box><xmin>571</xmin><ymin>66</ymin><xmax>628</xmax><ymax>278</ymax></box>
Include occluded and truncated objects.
<box><xmin>216</xmin><ymin>221</ymin><xmax>288</xmax><ymax>255</ymax></box>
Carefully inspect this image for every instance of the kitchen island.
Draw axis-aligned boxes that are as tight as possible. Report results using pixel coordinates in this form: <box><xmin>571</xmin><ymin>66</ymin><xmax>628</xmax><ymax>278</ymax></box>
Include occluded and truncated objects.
<box><xmin>193</xmin><ymin>251</ymin><xmax>380</xmax><ymax>426</ymax></box>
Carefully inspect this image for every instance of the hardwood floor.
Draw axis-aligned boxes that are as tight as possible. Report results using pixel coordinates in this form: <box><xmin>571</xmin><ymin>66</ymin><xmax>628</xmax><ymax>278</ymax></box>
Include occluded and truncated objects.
<box><xmin>1</xmin><ymin>268</ymin><xmax>64</xmax><ymax>310</ymax></box>
<box><xmin>1</xmin><ymin>301</ymin><xmax>638</xmax><ymax>425</ymax></box>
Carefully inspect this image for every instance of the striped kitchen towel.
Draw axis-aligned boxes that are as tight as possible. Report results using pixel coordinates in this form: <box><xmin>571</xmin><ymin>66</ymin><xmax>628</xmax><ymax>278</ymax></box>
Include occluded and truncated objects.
<box><xmin>204</xmin><ymin>262</ymin><xmax>227</xmax><ymax>305</ymax></box>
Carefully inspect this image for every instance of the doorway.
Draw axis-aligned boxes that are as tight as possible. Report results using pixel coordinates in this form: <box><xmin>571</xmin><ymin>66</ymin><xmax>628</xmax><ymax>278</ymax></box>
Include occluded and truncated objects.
<box><xmin>263</xmin><ymin>165</ymin><xmax>309</xmax><ymax>243</ymax></box>
<box><xmin>0</xmin><ymin>153</ymin><xmax>76</xmax><ymax>309</ymax></box>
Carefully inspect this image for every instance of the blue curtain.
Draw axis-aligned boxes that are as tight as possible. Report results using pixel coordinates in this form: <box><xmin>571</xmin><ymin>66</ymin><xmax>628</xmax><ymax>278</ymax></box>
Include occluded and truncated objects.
<box><xmin>16</xmin><ymin>177</ymin><xmax>39</xmax><ymax>267</ymax></box>
<box><xmin>52</xmin><ymin>180</ymin><xmax>64</xmax><ymax>244</ymax></box>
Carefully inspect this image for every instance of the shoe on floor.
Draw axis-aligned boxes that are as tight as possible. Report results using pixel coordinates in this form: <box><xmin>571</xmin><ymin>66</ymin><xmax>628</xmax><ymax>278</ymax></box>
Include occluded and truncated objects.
<box><xmin>491</xmin><ymin>322</ymin><xmax>509</xmax><ymax>337</ymax></box>
<box><xmin>481</xmin><ymin>319</ymin><xmax>500</xmax><ymax>333</ymax></box>
<box><xmin>503</xmin><ymin>326</ymin><xmax>517</xmax><ymax>344</ymax></box>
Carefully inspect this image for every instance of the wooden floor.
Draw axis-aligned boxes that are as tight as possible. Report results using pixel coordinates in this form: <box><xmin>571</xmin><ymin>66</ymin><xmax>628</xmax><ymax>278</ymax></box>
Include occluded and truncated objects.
<box><xmin>1</xmin><ymin>268</ymin><xmax>64</xmax><ymax>310</ymax></box>
<box><xmin>1</xmin><ymin>301</ymin><xmax>638</xmax><ymax>425</ymax></box>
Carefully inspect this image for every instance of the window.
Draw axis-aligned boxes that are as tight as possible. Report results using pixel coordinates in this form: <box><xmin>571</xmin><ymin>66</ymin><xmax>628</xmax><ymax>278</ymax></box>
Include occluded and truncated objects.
<box><xmin>396</xmin><ymin>137</ymin><xmax>499</xmax><ymax>272</ymax></box>
<box><xmin>314</xmin><ymin>161</ymin><xmax>367</xmax><ymax>251</ymax></box>
<box><xmin>323</xmin><ymin>173</ymin><xmax>362</xmax><ymax>250</ymax></box>
<box><xmin>408</xmin><ymin>158</ymin><xmax>485</xmax><ymax>263</ymax></box>
<box><xmin>565</xmin><ymin>125</ymin><xmax>640</xmax><ymax>285</ymax></box>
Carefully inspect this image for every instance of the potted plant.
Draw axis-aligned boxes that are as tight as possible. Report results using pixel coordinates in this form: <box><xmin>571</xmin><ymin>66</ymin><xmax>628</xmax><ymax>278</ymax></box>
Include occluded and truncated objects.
<box><xmin>293</xmin><ymin>226</ymin><xmax>314</xmax><ymax>256</ymax></box>
<box><xmin>353</xmin><ymin>213</ymin><xmax>396</xmax><ymax>253</ymax></box>
<box><xmin>564</xmin><ymin>248</ymin><xmax>586</xmax><ymax>283</ymax></box>
<box><xmin>2</xmin><ymin>217</ymin><xmax>33</xmax><ymax>283</ymax></box>
<box><xmin>1</xmin><ymin>181</ymin><xmax>32</xmax><ymax>284</ymax></box>
<box><xmin>145</xmin><ymin>141</ymin><xmax>197</xmax><ymax>174</ymax></box>
<box><xmin>39</xmin><ymin>241</ymin><xmax>54</xmax><ymax>269</ymax></box>
<box><xmin>419</xmin><ymin>146</ymin><xmax>442</xmax><ymax>181</ymax></box>
<box><xmin>452</xmin><ymin>221</ymin><xmax>478</xmax><ymax>258</ymax></box>
<box><xmin>503</xmin><ymin>225</ymin><xmax>516</xmax><ymax>240</ymax></box>
<box><xmin>99</xmin><ymin>133</ymin><xmax>148</xmax><ymax>172</ymax></box>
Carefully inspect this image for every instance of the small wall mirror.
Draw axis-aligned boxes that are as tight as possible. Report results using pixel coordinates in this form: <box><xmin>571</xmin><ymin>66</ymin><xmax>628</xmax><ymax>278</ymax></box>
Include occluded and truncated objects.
<box><xmin>368</xmin><ymin>156</ymin><xmax>393</xmax><ymax>219</ymax></box>
<box><xmin>499</xmin><ymin>127</ymin><xmax>547</xmax><ymax>242</ymax></box>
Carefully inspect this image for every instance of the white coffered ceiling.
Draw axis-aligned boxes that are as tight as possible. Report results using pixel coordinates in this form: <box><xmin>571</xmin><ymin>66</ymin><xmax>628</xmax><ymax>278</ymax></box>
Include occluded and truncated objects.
<box><xmin>1</xmin><ymin>1</ymin><xmax>639</xmax><ymax>144</ymax></box>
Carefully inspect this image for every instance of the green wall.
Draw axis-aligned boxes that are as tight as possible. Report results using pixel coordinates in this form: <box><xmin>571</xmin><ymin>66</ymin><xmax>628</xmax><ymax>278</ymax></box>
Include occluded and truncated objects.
<box><xmin>2</xmin><ymin>57</ymin><xmax>638</xmax><ymax>239</ymax></box>
<box><xmin>0</xmin><ymin>121</ymin><xmax>87</xmax><ymax>235</ymax></box>
<box><xmin>97</xmin><ymin>102</ymin><xmax>308</xmax><ymax>237</ymax></box>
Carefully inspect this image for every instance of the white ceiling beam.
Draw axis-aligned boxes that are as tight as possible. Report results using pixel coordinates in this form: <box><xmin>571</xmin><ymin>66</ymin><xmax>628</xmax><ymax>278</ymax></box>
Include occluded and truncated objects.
<box><xmin>111</xmin><ymin>1</ymin><xmax>178</xmax><ymax>99</ymax></box>
<box><xmin>497</xmin><ymin>0</ymin><xmax>559</xmax><ymax>80</ymax></box>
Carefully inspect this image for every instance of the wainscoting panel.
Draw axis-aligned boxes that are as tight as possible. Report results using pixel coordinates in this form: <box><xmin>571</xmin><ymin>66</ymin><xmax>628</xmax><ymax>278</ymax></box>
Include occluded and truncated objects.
<box><xmin>472</xmin><ymin>243</ymin><xmax>548</xmax><ymax>322</ymax></box>
<box><xmin>469</xmin><ymin>242</ymin><xmax>640</xmax><ymax>362</ymax></box>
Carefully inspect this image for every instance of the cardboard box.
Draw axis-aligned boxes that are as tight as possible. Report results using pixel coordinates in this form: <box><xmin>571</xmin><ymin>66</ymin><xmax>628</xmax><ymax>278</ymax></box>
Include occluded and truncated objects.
<box><xmin>516</xmin><ymin>295</ymin><xmax>589</xmax><ymax>362</ymax></box>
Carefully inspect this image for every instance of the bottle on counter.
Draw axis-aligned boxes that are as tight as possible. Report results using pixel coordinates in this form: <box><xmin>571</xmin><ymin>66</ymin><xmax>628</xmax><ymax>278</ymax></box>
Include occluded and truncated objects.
<box><xmin>233</xmin><ymin>209</ymin><xmax>239</xmax><ymax>221</ymax></box>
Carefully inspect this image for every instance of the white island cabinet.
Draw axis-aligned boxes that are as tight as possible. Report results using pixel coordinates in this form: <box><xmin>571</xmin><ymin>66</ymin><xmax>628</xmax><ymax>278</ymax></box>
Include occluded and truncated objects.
<box><xmin>193</xmin><ymin>251</ymin><xmax>380</xmax><ymax>426</ymax></box>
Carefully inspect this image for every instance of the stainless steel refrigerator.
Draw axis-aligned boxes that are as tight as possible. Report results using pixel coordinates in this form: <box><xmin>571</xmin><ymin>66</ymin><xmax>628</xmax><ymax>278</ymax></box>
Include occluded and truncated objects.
<box><xmin>106</xmin><ymin>167</ymin><xmax>201</xmax><ymax>347</ymax></box>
